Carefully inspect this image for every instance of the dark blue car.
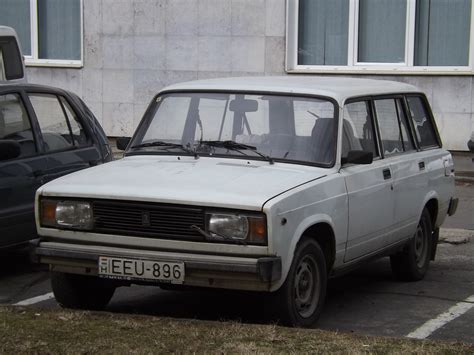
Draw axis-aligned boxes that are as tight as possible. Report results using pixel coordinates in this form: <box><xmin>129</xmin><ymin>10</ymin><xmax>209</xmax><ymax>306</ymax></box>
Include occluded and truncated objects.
<box><xmin>0</xmin><ymin>84</ymin><xmax>112</xmax><ymax>249</ymax></box>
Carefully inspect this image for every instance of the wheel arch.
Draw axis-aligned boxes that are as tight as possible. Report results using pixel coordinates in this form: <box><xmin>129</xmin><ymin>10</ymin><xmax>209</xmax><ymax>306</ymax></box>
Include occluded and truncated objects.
<box><xmin>425</xmin><ymin>198</ymin><xmax>438</xmax><ymax>228</ymax></box>
<box><xmin>421</xmin><ymin>191</ymin><xmax>439</xmax><ymax>229</ymax></box>
<box><xmin>299</xmin><ymin>223</ymin><xmax>336</xmax><ymax>274</ymax></box>
<box><xmin>271</xmin><ymin>215</ymin><xmax>337</xmax><ymax>292</ymax></box>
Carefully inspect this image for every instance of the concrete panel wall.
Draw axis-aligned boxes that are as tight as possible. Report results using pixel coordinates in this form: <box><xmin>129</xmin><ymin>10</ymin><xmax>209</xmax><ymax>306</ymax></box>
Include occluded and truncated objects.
<box><xmin>25</xmin><ymin>0</ymin><xmax>473</xmax><ymax>151</ymax></box>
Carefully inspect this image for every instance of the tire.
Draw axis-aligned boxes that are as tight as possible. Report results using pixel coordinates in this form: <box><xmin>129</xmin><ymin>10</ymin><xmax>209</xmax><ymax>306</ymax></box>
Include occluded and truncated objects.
<box><xmin>51</xmin><ymin>272</ymin><xmax>115</xmax><ymax>310</ymax></box>
<box><xmin>390</xmin><ymin>208</ymin><xmax>433</xmax><ymax>281</ymax></box>
<box><xmin>268</xmin><ymin>239</ymin><xmax>327</xmax><ymax>327</ymax></box>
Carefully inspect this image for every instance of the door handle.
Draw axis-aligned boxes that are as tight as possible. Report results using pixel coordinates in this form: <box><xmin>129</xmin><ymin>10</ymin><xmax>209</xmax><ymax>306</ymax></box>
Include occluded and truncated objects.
<box><xmin>383</xmin><ymin>168</ymin><xmax>391</xmax><ymax>180</ymax></box>
<box><xmin>418</xmin><ymin>161</ymin><xmax>425</xmax><ymax>171</ymax></box>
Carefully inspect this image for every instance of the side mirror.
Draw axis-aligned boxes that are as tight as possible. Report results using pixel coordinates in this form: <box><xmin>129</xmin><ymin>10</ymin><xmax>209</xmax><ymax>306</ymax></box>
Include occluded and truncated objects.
<box><xmin>0</xmin><ymin>140</ymin><xmax>21</xmax><ymax>161</ymax></box>
<box><xmin>341</xmin><ymin>150</ymin><xmax>373</xmax><ymax>165</ymax></box>
<box><xmin>116</xmin><ymin>137</ymin><xmax>131</xmax><ymax>151</ymax></box>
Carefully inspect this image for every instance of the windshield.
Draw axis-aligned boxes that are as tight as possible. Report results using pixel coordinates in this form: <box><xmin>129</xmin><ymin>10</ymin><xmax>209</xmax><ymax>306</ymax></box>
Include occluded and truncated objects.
<box><xmin>131</xmin><ymin>92</ymin><xmax>337</xmax><ymax>166</ymax></box>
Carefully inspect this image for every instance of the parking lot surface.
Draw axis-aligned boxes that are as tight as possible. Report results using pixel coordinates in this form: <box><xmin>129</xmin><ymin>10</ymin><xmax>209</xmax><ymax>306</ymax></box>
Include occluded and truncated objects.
<box><xmin>1</xmin><ymin>231</ymin><xmax>472</xmax><ymax>344</ymax></box>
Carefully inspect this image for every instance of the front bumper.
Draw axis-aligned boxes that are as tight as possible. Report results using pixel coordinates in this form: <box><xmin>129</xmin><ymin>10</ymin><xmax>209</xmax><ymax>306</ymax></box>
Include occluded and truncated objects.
<box><xmin>36</xmin><ymin>242</ymin><xmax>281</xmax><ymax>291</ymax></box>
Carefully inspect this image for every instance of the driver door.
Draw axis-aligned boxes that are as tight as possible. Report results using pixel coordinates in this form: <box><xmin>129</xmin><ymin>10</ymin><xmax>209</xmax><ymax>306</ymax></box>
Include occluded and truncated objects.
<box><xmin>0</xmin><ymin>92</ymin><xmax>46</xmax><ymax>248</ymax></box>
<box><xmin>341</xmin><ymin>99</ymin><xmax>395</xmax><ymax>261</ymax></box>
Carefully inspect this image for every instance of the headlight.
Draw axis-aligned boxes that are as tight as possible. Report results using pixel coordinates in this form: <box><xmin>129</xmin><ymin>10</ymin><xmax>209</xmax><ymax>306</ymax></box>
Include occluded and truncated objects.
<box><xmin>206</xmin><ymin>212</ymin><xmax>267</xmax><ymax>245</ymax></box>
<box><xmin>41</xmin><ymin>199</ymin><xmax>93</xmax><ymax>230</ymax></box>
<box><xmin>209</xmin><ymin>214</ymin><xmax>249</xmax><ymax>240</ymax></box>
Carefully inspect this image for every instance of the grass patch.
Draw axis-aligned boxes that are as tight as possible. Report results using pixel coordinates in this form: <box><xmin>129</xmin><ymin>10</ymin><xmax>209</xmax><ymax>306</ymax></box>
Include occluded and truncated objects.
<box><xmin>0</xmin><ymin>306</ymin><xmax>472</xmax><ymax>354</ymax></box>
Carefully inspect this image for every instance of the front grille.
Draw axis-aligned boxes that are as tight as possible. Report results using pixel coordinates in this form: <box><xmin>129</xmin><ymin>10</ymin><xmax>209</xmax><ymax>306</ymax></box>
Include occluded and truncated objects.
<box><xmin>92</xmin><ymin>200</ymin><xmax>205</xmax><ymax>241</ymax></box>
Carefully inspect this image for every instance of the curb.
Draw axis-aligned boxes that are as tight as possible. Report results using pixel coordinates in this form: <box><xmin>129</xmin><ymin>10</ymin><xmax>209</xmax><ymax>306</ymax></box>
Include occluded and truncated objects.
<box><xmin>439</xmin><ymin>228</ymin><xmax>473</xmax><ymax>244</ymax></box>
<box><xmin>455</xmin><ymin>176</ymin><xmax>474</xmax><ymax>183</ymax></box>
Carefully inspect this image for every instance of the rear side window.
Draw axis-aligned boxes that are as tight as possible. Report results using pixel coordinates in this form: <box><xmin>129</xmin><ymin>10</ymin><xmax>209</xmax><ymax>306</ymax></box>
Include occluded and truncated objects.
<box><xmin>406</xmin><ymin>96</ymin><xmax>440</xmax><ymax>149</ymax></box>
<box><xmin>396</xmin><ymin>99</ymin><xmax>415</xmax><ymax>152</ymax></box>
<box><xmin>342</xmin><ymin>101</ymin><xmax>378</xmax><ymax>159</ymax></box>
<box><xmin>374</xmin><ymin>98</ymin><xmax>415</xmax><ymax>156</ymax></box>
<box><xmin>59</xmin><ymin>97</ymin><xmax>88</xmax><ymax>146</ymax></box>
<box><xmin>0</xmin><ymin>93</ymin><xmax>36</xmax><ymax>157</ymax></box>
<box><xmin>29</xmin><ymin>94</ymin><xmax>87</xmax><ymax>152</ymax></box>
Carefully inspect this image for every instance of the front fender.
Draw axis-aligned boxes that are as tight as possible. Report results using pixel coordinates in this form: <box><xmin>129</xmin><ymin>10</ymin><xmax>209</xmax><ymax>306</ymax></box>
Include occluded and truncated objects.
<box><xmin>270</xmin><ymin>213</ymin><xmax>336</xmax><ymax>292</ymax></box>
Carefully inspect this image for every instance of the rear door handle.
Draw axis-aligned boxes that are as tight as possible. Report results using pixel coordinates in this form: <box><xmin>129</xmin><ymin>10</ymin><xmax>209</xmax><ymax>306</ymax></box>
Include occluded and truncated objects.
<box><xmin>383</xmin><ymin>168</ymin><xmax>391</xmax><ymax>180</ymax></box>
<box><xmin>418</xmin><ymin>161</ymin><xmax>425</xmax><ymax>171</ymax></box>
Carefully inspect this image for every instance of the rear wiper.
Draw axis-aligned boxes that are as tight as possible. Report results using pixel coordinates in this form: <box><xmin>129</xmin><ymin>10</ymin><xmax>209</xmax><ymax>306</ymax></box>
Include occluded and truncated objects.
<box><xmin>198</xmin><ymin>140</ymin><xmax>274</xmax><ymax>164</ymax></box>
<box><xmin>131</xmin><ymin>140</ymin><xmax>198</xmax><ymax>158</ymax></box>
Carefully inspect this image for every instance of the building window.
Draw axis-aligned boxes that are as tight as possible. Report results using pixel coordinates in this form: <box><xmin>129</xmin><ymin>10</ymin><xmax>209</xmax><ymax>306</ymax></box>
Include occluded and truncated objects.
<box><xmin>414</xmin><ymin>0</ymin><xmax>471</xmax><ymax>66</ymax></box>
<box><xmin>287</xmin><ymin>0</ymin><xmax>474</xmax><ymax>74</ymax></box>
<box><xmin>0</xmin><ymin>0</ymin><xmax>82</xmax><ymax>67</ymax></box>
<box><xmin>298</xmin><ymin>0</ymin><xmax>349</xmax><ymax>65</ymax></box>
<box><xmin>358</xmin><ymin>0</ymin><xmax>407</xmax><ymax>64</ymax></box>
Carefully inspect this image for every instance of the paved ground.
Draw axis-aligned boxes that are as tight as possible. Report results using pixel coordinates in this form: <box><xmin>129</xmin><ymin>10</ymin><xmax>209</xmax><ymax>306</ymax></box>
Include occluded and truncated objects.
<box><xmin>1</xmin><ymin>235</ymin><xmax>472</xmax><ymax>344</ymax></box>
<box><xmin>1</xmin><ymin>182</ymin><xmax>472</xmax><ymax>344</ymax></box>
<box><xmin>443</xmin><ymin>182</ymin><xmax>474</xmax><ymax>230</ymax></box>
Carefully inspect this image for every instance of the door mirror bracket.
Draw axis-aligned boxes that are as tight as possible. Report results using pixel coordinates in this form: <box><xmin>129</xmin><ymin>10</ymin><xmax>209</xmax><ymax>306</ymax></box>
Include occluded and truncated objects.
<box><xmin>341</xmin><ymin>150</ymin><xmax>373</xmax><ymax>165</ymax></box>
<box><xmin>116</xmin><ymin>137</ymin><xmax>131</xmax><ymax>151</ymax></box>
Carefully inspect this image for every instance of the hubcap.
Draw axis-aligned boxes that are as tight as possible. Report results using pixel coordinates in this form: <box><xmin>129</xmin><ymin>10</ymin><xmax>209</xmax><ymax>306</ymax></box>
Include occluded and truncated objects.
<box><xmin>294</xmin><ymin>255</ymin><xmax>320</xmax><ymax>318</ymax></box>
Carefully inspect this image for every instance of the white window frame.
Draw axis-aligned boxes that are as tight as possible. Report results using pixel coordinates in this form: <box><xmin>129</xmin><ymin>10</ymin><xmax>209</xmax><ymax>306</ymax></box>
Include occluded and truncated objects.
<box><xmin>286</xmin><ymin>0</ymin><xmax>474</xmax><ymax>75</ymax></box>
<box><xmin>24</xmin><ymin>0</ymin><xmax>83</xmax><ymax>68</ymax></box>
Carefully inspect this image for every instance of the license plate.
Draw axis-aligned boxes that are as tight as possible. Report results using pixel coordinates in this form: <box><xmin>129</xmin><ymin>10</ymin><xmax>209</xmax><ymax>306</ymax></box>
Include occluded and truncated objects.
<box><xmin>98</xmin><ymin>256</ymin><xmax>185</xmax><ymax>284</ymax></box>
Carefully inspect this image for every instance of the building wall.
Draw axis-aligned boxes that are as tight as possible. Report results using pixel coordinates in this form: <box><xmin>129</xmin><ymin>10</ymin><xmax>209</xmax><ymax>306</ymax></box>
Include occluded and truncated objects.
<box><xmin>25</xmin><ymin>0</ymin><xmax>473</xmax><ymax>151</ymax></box>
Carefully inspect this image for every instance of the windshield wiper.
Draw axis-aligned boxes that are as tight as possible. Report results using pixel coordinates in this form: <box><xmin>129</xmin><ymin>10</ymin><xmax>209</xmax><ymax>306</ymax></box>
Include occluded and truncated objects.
<box><xmin>198</xmin><ymin>140</ymin><xmax>274</xmax><ymax>164</ymax></box>
<box><xmin>131</xmin><ymin>140</ymin><xmax>198</xmax><ymax>158</ymax></box>
<box><xmin>190</xmin><ymin>225</ymin><xmax>247</xmax><ymax>246</ymax></box>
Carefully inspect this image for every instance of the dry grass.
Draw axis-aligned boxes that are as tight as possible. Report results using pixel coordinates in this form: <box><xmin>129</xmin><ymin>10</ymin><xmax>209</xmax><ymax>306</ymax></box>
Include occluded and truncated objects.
<box><xmin>0</xmin><ymin>306</ymin><xmax>472</xmax><ymax>354</ymax></box>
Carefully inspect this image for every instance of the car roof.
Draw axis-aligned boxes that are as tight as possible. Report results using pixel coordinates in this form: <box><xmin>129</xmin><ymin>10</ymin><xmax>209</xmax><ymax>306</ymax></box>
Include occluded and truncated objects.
<box><xmin>161</xmin><ymin>76</ymin><xmax>421</xmax><ymax>106</ymax></box>
<box><xmin>0</xmin><ymin>82</ymin><xmax>71</xmax><ymax>94</ymax></box>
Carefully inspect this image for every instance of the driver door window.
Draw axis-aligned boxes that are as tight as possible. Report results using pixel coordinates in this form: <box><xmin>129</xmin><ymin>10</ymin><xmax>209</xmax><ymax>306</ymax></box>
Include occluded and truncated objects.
<box><xmin>0</xmin><ymin>93</ymin><xmax>36</xmax><ymax>157</ymax></box>
<box><xmin>342</xmin><ymin>101</ymin><xmax>378</xmax><ymax>159</ymax></box>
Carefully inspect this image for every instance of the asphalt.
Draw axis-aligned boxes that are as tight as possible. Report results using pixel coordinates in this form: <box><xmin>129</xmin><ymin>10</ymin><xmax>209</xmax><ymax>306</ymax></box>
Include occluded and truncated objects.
<box><xmin>443</xmin><ymin>181</ymin><xmax>474</xmax><ymax>230</ymax></box>
<box><xmin>1</xmin><ymin>181</ymin><xmax>472</xmax><ymax>344</ymax></box>
<box><xmin>452</xmin><ymin>152</ymin><xmax>474</xmax><ymax>182</ymax></box>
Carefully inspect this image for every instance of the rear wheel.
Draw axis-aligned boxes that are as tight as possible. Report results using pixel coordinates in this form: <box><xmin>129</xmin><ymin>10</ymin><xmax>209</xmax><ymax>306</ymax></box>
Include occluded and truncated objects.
<box><xmin>390</xmin><ymin>208</ymin><xmax>433</xmax><ymax>281</ymax></box>
<box><xmin>51</xmin><ymin>272</ymin><xmax>115</xmax><ymax>310</ymax></box>
<box><xmin>269</xmin><ymin>239</ymin><xmax>327</xmax><ymax>327</ymax></box>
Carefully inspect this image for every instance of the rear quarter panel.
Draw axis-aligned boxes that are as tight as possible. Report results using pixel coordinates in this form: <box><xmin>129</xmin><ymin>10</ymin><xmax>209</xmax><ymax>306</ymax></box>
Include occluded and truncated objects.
<box><xmin>418</xmin><ymin>149</ymin><xmax>455</xmax><ymax>227</ymax></box>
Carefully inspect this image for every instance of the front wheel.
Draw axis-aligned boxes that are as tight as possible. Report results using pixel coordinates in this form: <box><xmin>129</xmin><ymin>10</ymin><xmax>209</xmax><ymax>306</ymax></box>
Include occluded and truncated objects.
<box><xmin>51</xmin><ymin>272</ymin><xmax>115</xmax><ymax>310</ymax></box>
<box><xmin>390</xmin><ymin>208</ymin><xmax>433</xmax><ymax>281</ymax></box>
<box><xmin>268</xmin><ymin>239</ymin><xmax>327</xmax><ymax>327</ymax></box>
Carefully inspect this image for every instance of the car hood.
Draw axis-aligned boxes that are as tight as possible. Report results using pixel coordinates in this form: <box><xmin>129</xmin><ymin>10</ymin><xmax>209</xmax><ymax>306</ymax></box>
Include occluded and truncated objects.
<box><xmin>39</xmin><ymin>155</ymin><xmax>330</xmax><ymax>210</ymax></box>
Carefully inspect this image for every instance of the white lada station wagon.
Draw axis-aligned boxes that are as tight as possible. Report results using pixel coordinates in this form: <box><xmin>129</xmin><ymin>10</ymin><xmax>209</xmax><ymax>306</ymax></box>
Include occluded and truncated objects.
<box><xmin>35</xmin><ymin>77</ymin><xmax>458</xmax><ymax>327</ymax></box>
